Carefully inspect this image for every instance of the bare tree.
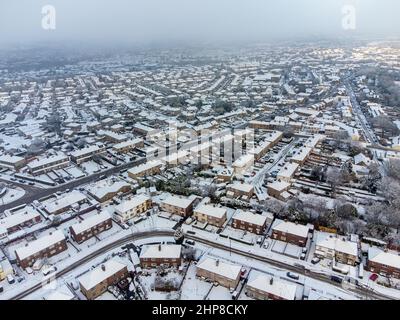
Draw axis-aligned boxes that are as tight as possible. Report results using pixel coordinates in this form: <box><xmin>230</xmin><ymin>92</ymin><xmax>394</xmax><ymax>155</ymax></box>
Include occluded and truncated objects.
<box><xmin>326</xmin><ymin>167</ymin><xmax>343</xmax><ymax>197</ymax></box>
<box><xmin>264</xmin><ymin>197</ymin><xmax>285</xmax><ymax>216</ymax></box>
<box><xmin>45</xmin><ymin>111</ymin><xmax>62</xmax><ymax>135</ymax></box>
<box><xmin>384</xmin><ymin>158</ymin><xmax>400</xmax><ymax>181</ymax></box>
<box><xmin>334</xmin><ymin>200</ymin><xmax>358</xmax><ymax>220</ymax></box>
<box><xmin>378</xmin><ymin>177</ymin><xmax>400</xmax><ymax>206</ymax></box>
<box><xmin>372</xmin><ymin>115</ymin><xmax>399</xmax><ymax>138</ymax></box>
<box><xmin>75</xmin><ymin>138</ymin><xmax>87</xmax><ymax>148</ymax></box>
<box><xmin>331</xmin><ymin>130</ymin><xmax>350</xmax><ymax>149</ymax></box>
<box><xmin>360</xmin><ymin>163</ymin><xmax>381</xmax><ymax>192</ymax></box>
<box><xmin>26</xmin><ymin>138</ymin><xmax>46</xmax><ymax>157</ymax></box>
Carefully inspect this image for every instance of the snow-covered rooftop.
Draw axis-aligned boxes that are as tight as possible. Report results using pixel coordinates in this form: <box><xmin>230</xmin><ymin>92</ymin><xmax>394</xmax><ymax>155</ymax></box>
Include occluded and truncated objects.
<box><xmin>272</xmin><ymin>219</ymin><xmax>309</xmax><ymax>238</ymax></box>
<box><xmin>70</xmin><ymin>145</ymin><xmax>103</xmax><ymax>158</ymax></box>
<box><xmin>197</xmin><ymin>257</ymin><xmax>241</xmax><ymax>281</ymax></box>
<box><xmin>15</xmin><ymin>230</ymin><xmax>65</xmax><ymax>260</ymax></box>
<box><xmin>247</xmin><ymin>270</ymin><xmax>297</xmax><ymax>300</ymax></box>
<box><xmin>368</xmin><ymin>247</ymin><xmax>400</xmax><ymax>270</ymax></box>
<box><xmin>162</xmin><ymin>195</ymin><xmax>194</xmax><ymax>209</ymax></box>
<box><xmin>79</xmin><ymin>259</ymin><xmax>127</xmax><ymax>291</ymax></box>
<box><xmin>27</xmin><ymin>153</ymin><xmax>69</xmax><ymax>170</ymax></box>
<box><xmin>233</xmin><ymin>210</ymin><xmax>267</xmax><ymax>227</ymax></box>
<box><xmin>128</xmin><ymin>160</ymin><xmax>162</xmax><ymax>175</ymax></box>
<box><xmin>140</xmin><ymin>244</ymin><xmax>182</xmax><ymax>259</ymax></box>
<box><xmin>87</xmin><ymin>179</ymin><xmax>130</xmax><ymax>200</ymax></box>
<box><xmin>0</xmin><ymin>210</ymin><xmax>41</xmax><ymax>230</ymax></box>
<box><xmin>268</xmin><ymin>180</ymin><xmax>291</xmax><ymax>192</ymax></box>
<box><xmin>70</xmin><ymin>211</ymin><xmax>111</xmax><ymax>235</ymax></box>
<box><xmin>114</xmin><ymin>194</ymin><xmax>150</xmax><ymax>214</ymax></box>
<box><xmin>316</xmin><ymin>233</ymin><xmax>358</xmax><ymax>256</ymax></box>
<box><xmin>45</xmin><ymin>191</ymin><xmax>87</xmax><ymax>214</ymax></box>
<box><xmin>227</xmin><ymin>183</ymin><xmax>254</xmax><ymax>193</ymax></box>
<box><xmin>113</xmin><ymin>138</ymin><xmax>143</xmax><ymax>150</ymax></box>
<box><xmin>194</xmin><ymin>204</ymin><xmax>227</xmax><ymax>219</ymax></box>
<box><xmin>0</xmin><ymin>154</ymin><xmax>24</xmax><ymax>164</ymax></box>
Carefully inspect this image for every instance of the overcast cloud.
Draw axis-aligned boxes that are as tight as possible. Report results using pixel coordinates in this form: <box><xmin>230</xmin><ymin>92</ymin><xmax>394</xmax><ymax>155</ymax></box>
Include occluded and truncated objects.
<box><xmin>0</xmin><ymin>0</ymin><xmax>399</xmax><ymax>47</ymax></box>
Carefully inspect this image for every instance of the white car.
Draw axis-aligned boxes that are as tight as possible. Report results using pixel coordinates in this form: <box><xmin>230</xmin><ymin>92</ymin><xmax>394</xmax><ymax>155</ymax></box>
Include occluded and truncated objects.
<box><xmin>7</xmin><ymin>274</ymin><xmax>15</xmax><ymax>284</ymax></box>
<box><xmin>42</xmin><ymin>266</ymin><xmax>57</xmax><ymax>276</ymax></box>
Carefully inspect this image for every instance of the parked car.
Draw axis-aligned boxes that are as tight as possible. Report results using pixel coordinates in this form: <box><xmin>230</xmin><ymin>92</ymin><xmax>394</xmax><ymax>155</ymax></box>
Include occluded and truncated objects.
<box><xmin>330</xmin><ymin>275</ymin><xmax>343</xmax><ymax>284</ymax></box>
<box><xmin>369</xmin><ymin>273</ymin><xmax>379</xmax><ymax>282</ymax></box>
<box><xmin>311</xmin><ymin>257</ymin><xmax>321</xmax><ymax>265</ymax></box>
<box><xmin>286</xmin><ymin>272</ymin><xmax>300</xmax><ymax>280</ymax></box>
<box><xmin>185</xmin><ymin>239</ymin><xmax>195</xmax><ymax>246</ymax></box>
<box><xmin>122</xmin><ymin>223</ymin><xmax>129</xmax><ymax>230</ymax></box>
<box><xmin>231</xmin><ymin>290</ymin><xmax>239</xmax><ymax>300</ymax></box>
<box><xmin>42</xmin><ymin>265</ymin><xmax>57</xmax><ymax>276</ymax></box>
<box><xmin>7</xmin><ymin>274</ymin><xmax>15</xmax><ymax>284</ymax></box>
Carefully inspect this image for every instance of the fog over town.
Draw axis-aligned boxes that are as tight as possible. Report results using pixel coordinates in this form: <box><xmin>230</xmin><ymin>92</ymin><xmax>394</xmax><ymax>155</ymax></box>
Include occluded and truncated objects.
<box><xmin>0</xmin><ymin>0</ymin><xmax>400</xmax><ymax>46</ymax></box>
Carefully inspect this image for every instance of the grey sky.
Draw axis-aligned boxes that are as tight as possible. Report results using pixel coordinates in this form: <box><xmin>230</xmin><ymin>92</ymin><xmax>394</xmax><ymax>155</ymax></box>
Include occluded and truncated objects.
<box><xmin>0</xmin><ymin>0</ymin><xmax>399</xmax><ymax>46</ymax></box>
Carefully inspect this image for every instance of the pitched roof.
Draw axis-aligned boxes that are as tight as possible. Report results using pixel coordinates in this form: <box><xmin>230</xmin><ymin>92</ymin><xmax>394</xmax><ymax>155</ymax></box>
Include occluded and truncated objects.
<box><xmin>197</xmin><ymin>257</ymin><xmax>241</xmax><ymax>281</ymax></box>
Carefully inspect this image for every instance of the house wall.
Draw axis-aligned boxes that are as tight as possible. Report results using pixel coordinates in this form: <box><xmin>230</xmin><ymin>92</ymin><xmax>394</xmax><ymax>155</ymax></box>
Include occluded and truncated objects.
<box><xmin>81</xmin><ymin>267</ymin><xmax>128</xmax><ymax>300</ymax></box>
<box><xmin>232</xmin><ymin>218</ymin><xmax>266</xmax><ymax>235</ymax></box>
<box><xmin>140</xmin><ymin>257</ymin><xmax>182</xmax><ymax>268</ymax></box>
<box><xmin>196</xmin><ymin>267</ymin><xmax>240</xmax><ymax>289</ymax></box>
<box><xmin>367</xmin><ymin>261</ymin><xmax>400</xmax><ymax>279</ymax></box>
<box><xmin>193</xmin><ymin>211</ymin><xmax>227</xmax><ymax>227</ymax></box>
<box><xmin>114</xmin><ymin>199</ymin><xmax>152</xmax><ymax>223</ymax></box>
<box><xmin>245</xmin><ymin>286</ymin><xmax>287</xmax><ymax>300</ymax></box>
<box><xmin>160</xmin><ymin>202</ymin><xmax>193</xmax><ymax>217</ymax></box>
<box><xmin>271</xmin><ymin>230</ymin><xmax>307</xmax><ymax>247</ymax></box>
<box><xmin>70</xmin><ymin>218</ymin><xmax>113</xmax><ymax>244</ymax></box>
<box><xmin>17</xmin><ymin>239</ymin><xmax>68</xmax><ymax>269</ymax></box>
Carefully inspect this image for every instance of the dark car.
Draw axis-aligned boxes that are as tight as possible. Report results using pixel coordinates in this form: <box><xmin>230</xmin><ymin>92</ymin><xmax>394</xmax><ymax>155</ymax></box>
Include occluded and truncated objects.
<box><xmin>330</xmin><ymin>276</ymin><xmax>343</xmax><ymax>284</ymax></box>
<box><xmin>286</xmin><ymin>272</ymin><xmax>300</xmax><ymax>280</ymax></box>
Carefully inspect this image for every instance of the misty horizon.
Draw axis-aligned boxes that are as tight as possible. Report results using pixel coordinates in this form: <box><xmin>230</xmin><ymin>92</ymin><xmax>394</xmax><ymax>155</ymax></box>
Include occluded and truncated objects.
<box><xmin>0</xmin><ymin>0</ymin><xmax>400</xmax><ymax>48</ymax></box>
